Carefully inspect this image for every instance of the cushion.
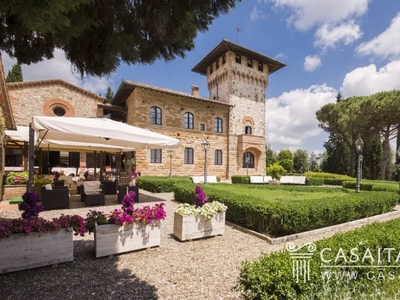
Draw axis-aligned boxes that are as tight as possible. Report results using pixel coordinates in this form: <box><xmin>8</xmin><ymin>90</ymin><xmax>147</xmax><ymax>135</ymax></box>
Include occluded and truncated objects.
<box><xmin>45</xmin><ymin>184</ymin><xmax>53</xmax><ymax>190</ymax></box>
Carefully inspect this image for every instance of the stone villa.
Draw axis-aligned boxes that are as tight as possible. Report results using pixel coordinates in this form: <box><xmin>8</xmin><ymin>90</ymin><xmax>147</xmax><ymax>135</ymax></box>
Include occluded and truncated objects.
<box><xmin>0</xmin><ymin>39</ymin><xmax>285</xmax><ymax>182</ymax></box>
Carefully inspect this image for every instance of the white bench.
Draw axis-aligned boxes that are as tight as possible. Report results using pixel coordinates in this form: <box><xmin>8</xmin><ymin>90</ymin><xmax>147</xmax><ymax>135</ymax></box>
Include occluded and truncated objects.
<box><xmin>250</xmin><ymin>176</ymin><xmax>273</xmax><ymax>184</ymax></box>
<box><xmin>191</xmin><ymin>176</ymin><xmax>218</xmax><ymax>183</ymax></box>
<box><xmin>280</xmin><ymin>176</ymin><xmax>306</xmax><ymax>185</ymax></box>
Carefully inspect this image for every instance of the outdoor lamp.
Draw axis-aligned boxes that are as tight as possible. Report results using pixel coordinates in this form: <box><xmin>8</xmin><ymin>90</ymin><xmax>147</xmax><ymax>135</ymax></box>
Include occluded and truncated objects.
<box><xmin>167</xmin><ymin>149</ymin><xmax>175</xmax><ymax>179</ymax></box>
<box><xmin>355</xmin><ymin>137</ymin><xmax>364</xmax><ymax>193</ymax></box>
<box><xmin>201</xmin><ymin>139</ymin><xmax>210</xmax><ymax>151</ymax></box>
<box><xmin>201</xmin><ymin>139</ymin><xmax>210</xmax><ymax>184</ymax></box>
<box><xmin>355</xmin><ymin>137</ymin><xmax>364</xmax><ymax>155</ymax></box>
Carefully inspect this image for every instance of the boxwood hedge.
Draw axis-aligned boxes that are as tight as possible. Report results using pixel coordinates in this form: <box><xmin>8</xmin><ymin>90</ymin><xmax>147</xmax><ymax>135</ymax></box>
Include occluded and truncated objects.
<box><xmin>135</xmin><ymin>176</ymin><xmax>191</xmax><ymax>193</ymax></box>
<box><xmin>237</xmin><ymin>218</ymin><xmax>400</xmax><ymax>299</ymax></box>
<box><xmin>172</xmin><ymin>183</ymin><xmax>398</xmax><ymax>237</ymax></box>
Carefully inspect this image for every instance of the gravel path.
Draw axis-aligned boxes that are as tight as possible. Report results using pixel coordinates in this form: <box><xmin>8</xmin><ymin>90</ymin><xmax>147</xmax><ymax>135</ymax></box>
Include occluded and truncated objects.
<box><xmin>0</xmin><ymin>190</ymin><xmax>399</xmax><ymax>300</ymax></box>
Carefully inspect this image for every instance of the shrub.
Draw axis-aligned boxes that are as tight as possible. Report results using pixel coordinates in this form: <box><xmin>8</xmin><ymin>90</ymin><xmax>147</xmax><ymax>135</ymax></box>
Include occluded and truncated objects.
<box><xmin>5</xmin><ymin>171</ymin><xmax>29</xmax><ymax>185</ymax></box>
<box><xmin>173</xmin><ymin>184</ymin><xmax>398</xmax><ymax>237</ymax></box>
<box><xmin>136</xmin><ymin>176</ymin><xmax>191</xmax><ymax>193</ymax></box>
<box><xmin>306</xmin><ymin>177</ymin><xmax>324</xmax><ymax>186</ymax></box>
<box><xmin>323</xmin><ymin>177</ymin><xmax>351</xmax><ymax>186</ymax></box>
<box><xmin>342</xmin><ymin>180</ymin><xmax>373</xmax><ymax>191</ymax></box>
<box><xmin>237</xmin><ymin>218</ymin><xmax>400</xmax><ymax>299</ymax></box>
<box><xmin>231</xmin><ymin>175</ymin><xmax>249</xmax><ymax>184</ymax></box>
<box><xmin>34</xmin><ymin>178</ymin><xmax>53</xmax><ymax>186</ymax></box>
<box><xmin>308</xmin><ymin>172</ymin><xmax>353</xmax><ymax>179</ymax></box>
<box><xmin>266</xmin><ymin>163</ymin><xmax>286</xmax><ymax>180</ymax></box>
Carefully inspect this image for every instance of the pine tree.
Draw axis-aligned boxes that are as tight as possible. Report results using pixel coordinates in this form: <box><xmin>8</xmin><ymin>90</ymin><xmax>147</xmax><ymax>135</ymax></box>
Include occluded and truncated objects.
<box><xmin>6</xmin><ymin>63</ymin><xmax>23</xmax><ymax>83</ymax></box>
<box><xmin>0</xmin><ymin>1</ymin><xmax>237</xmax><ymax>77</ymax></box>
<box><xmin>105</xmin><ymin>87</ymin><xmax>114</xmax><ymax>103</ymax></box>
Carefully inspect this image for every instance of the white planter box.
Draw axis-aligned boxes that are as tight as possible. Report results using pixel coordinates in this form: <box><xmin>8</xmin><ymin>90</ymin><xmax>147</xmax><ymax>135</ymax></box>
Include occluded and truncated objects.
<box><xmin>94</xmin><ymin>221</ymin><xmax>161</xmax><ymax>258</ymax></box>
<box><xmin>0</xmin><ymin>228</ymin><xmax>73</xmax><ymax>274</ymax></box>
<box><xmin>173</xmin><ymin>211</ymin><xmax>225</xmax><ymax>241</ymax></box>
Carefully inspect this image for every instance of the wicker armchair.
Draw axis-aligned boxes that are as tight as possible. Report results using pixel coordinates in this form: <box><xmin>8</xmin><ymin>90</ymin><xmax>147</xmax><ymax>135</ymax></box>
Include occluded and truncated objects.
<box><xmin>41</xmin><ymin>186</ymin><xmax>70</xmax><ymax>210</ymax></box>
<box><xmin>81</xmin><ymin>181</ymin><xmax>105</xmax><ymax>206</ymax></box>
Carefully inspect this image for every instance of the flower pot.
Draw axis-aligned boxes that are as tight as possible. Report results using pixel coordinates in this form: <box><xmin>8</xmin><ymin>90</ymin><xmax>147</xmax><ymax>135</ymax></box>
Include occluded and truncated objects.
<box><xmin>0</xmin><ymin>228</ymin><xmax>73</xmax><ymax>274</ymax></box>
<box><xmin>268</xmin><ymin>180</ymin><xmax>281</xmax><ymax>185</ymax></box>
<box><xmin>94</xmin><ymin>221</ymin><xmax>161</xmax><ymax>258</ymax></box>
<box><xmin>173</xmin><ymin>211</ymin><xmax>225</xmax><ymax>241</ymax></box>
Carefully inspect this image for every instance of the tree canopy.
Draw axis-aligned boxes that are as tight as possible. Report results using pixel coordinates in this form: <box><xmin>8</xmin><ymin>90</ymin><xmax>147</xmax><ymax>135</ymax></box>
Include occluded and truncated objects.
<box><xmin>0</xmin><ymin>0</ymin><xmax>237</xmax><ymax>77</ymax></box>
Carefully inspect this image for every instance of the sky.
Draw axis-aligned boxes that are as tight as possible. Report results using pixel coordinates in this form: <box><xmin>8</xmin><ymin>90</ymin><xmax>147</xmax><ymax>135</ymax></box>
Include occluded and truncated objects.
<box><xmin>2</xmin><ymin>0</ymin><xmax>400</xmax><ymax>155</ymax></box>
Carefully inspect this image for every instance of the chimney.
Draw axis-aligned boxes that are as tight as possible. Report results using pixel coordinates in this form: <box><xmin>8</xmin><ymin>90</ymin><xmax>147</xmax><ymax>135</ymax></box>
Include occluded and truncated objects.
<box><xmin>191</xmin><ymin>85</ymin><xmax>199</xmax><ymax>97</ymax></box>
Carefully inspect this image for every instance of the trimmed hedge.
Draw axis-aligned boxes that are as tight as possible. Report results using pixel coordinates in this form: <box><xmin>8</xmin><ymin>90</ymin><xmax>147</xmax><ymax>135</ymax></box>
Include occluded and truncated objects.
<box><xmin>308</xmin><ymin>171</ymin><xmax>353</xmax><ymax>179</ymax></box>
<box><xmin>342</xmin><ymin>180</ymin><xmax>374</xmax><ymax>191</ymax></box>
<box><xmin>238</xmin><ymin>218</ymin><xmax>400</xmax><ymax>299</ymax></box>
<box><xmin>323</xmin><ymin>177</ymin><xmax>352</xmax><ymax>186</ymax></box>
<box><xmin>231</xmin><ymin>175</ymin><xmax>249</xmax><ymax>184</ymax></box>
<box><xmin>306</xmin><ymin>177</ymin><xmax>324</xmax><ymax>186</ymax></box>
<box><xmin>172</xmin><ymin>183</ymin><xmax>398</xmax><ymax>237</ymax></box>
<box><xmin>135</xmin><ymin>176</ymin><xmax>191</xmax><ymax>193</ymax></box>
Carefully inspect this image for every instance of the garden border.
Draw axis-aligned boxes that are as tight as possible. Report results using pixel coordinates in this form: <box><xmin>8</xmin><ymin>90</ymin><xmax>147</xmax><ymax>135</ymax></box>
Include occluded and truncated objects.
<box><xmin>226</xmin><ymin>204</ymin><xmax>400</xmax><ymax>244</ymax></box>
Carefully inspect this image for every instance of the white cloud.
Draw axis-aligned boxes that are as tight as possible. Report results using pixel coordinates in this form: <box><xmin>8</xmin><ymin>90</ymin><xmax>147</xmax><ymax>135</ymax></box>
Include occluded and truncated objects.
<box><xmin>266</xmin><ymin>0</ymin><xmax>368</xmax><ymax>31</ymax></box>
<box><xmin>304</xmin><ymin>55</ymin><xmax>321</xmax><ymax>71</ymax></box>
<box><xmin>356</xmin><ymin>12</ymin><xmax>400</xmax><ymax>60</ymax></box>
<box><xmin>314</xmin><ymin>21</ymin><xmax>363</xmax><ymax>50</ymax></box>
<box><xmin>1</xmin><ymin>49</ymin><xmax>115</xmax><ymax>96</ymax></box>
<box><xmin>266</xmin><ymin>84</ymin><xmax>337</xmax><ymax>150</ymax></box>
<box><xmin>340</xmin><ymin>60</ymin><xmax>400</xmax><ymax>97</ymax></box>
<box><xmin>250</xmin><ymin>6</ymin><xmax>267</xmax><ymax>21</ymax></box>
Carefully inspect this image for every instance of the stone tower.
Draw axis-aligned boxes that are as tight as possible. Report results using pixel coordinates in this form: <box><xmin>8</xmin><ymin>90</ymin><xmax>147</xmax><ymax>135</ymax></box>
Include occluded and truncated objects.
<box><xmin>192</xmin><ymin>40</ymin><xmax>285</xmax><ymax>177</ymax></box>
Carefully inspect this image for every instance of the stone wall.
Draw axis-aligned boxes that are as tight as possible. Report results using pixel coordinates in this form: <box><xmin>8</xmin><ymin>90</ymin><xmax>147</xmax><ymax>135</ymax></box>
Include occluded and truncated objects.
<box><xmin>125</xmin><ymin>88</ymin><xmax>230</xmax><ymax>179</ymax></box>
<box><xmin>7</xmin><ymin>81</ymin><xmax>105</xmax><ymax>126</ymax></box>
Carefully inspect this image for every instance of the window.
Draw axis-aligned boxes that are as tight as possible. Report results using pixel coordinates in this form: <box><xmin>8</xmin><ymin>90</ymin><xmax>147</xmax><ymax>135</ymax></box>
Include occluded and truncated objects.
<box><xmin>210</xmin><ymin>64</ymin><xmax>213</xmax><ymax>74</ymax></box>
<box><xmin>258</xmin><ymin>62</ymin><xmax>263</xmax><ymax>72</ymax></box>
<box><xmin>200</xmin><ymin>123</ymin><xmax>205</xmax><ymax>131</ymax></box>
<box><xmin>235</xmin><ymin>54</ymin><xmax>241</xmax><ymax>64</ymax></box>
<box><xmin>184</xmin><ymin>148</ymin><xmax>194</xmax><ymax>164</ymax></box>
<box><xmin>247</xmin><ymin>58</ymin><xmax>253</xmax><ymax>68</ymax></box>
<box><xmin>214</xmin><ymin>117</ymin><xmax>223</xmax><ymax>133</ymax></box>
<box><xmin>184</xmin><ymin>112</ymin><xmax>194</xmax><ymax>129</ymax></box>
<box><xmin>53</xmin><ymin>106</ymin><xmax>66</xmax><ymax>116</ymax></box>
<box><xmin>222</xmin><ymin>54</ymin><xmax>226</xmax><ymax>64</ymax></box>
<box><xmin>245</xmin><ymin>126</ymin><xmax>252</xmax><ymax>135</ymax></box>
<box><xmin>216</xmin><ymin>59</ymin><xmax>219</xmax><ymax>70</ymax></box>
<box><xmin>150</xmin><ymin>149</ymin><xmax>162</xmax><ymax>163</ymax></box>
<box><xmin>150</xmin><ymin>106</ymin><xmax>162</xmax><ymax>125</ymax></box>
<box><xmin>243</xmin><ymin>152</ymin><xmax>254</xmax><ymax>168</ymax></box>
<box><xmin>215</xmin><ymin>150</ymin><xmax>223</xmax><ymax>165</ymax></box>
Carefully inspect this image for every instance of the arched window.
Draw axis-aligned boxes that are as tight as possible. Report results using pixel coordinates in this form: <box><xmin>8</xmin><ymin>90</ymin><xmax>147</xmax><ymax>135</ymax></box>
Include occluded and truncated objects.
<box><xmin>150</xmin><ymin>106</ymin><xmax>162</xmax><ymax>125</ymax></box>
<box><xmin>214</xmin><ymin>117</ymin><xmax>223</xmax><ymax>133</ymax></box>
<box><xmin>242</xmin><ymin>152</ymin><xmax>254</xmax><ymax>168</ymax></box>
<box><xmin>184</xmin><ymin>147</ymin><xmax>194</xmax><ymax>164</ymax></box>
<box><xmin>214</xmin><ymin>150</ymin><xmax>223</xmax><ymax>165</ymax></box>
<box><xmin>184</xmin><ymin>112</ymin><xmax>194</xmax><ymax>129</ymax></box>
<box><xmin>245</xmin><ymin>126</ymin><xmax>252</xmax><ymax>135</ymax></box>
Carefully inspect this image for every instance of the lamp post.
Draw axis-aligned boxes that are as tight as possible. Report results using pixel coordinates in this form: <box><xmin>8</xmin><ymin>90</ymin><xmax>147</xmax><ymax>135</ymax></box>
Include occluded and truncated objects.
<box><xmin>245</xmin><ymin>157</ymin><xmax>250</xmax><ymax>176</ymax></box>
<box><xmin>355</xmin><ymin>137</ymin><xmax>364</xmax><ymax>193</ymax></box>
<box><xmin>201</xmin><ymin>139</ymin><xmax>210</xmax><ymax>184</ymax></box>
<box><xmin>167</xmin><ymin>149</ymin><xmax>175</xmax><ymax>179</ymax></box>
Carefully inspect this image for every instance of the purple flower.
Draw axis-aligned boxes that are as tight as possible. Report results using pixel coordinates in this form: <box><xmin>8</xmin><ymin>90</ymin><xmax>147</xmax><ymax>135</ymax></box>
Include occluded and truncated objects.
<box><xmin>194</xmin><ymin>186</ymin><xmax>208</xmax><ymax>207</ymax></box>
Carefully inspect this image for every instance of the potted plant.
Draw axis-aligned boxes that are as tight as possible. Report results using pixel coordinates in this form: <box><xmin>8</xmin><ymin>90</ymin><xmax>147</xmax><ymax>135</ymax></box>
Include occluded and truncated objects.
<box><xmin>173</xmin><ymin>186</ymin><xmax>227</xmax><ymax>241</ymax></box>
<box><xmin>0</xmin><ymin>191</ymin><xmax>86</xmax><ymax>274</ymax></box>
<box><xmin>86</xmin><ymin>191</ymin><xmax>167</xmax><ymax>258</ymax></box>
<box><xmin>265</xmin><ymin>163</ymin><xmax>286</xmax><ymax>185</ymax></box>
<box><xmin>33</xmin><ymin>178</ymin><xmax>53</xmax><ymax>199</ymax></box>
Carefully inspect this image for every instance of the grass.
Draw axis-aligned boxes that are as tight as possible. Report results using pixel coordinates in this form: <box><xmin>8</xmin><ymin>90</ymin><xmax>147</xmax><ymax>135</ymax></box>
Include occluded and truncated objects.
<box><xmin>207</xmin><ymin>184</ymin><xmax>350</xmax><ymax>201</ymax></box>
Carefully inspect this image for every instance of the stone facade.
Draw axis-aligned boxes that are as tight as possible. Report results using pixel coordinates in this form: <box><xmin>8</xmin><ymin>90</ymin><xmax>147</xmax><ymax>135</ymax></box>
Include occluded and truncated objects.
<box><xmin>125</xmin><ymin>87</ymin><xmax>230</xmax><ymax>179</ymax></box>
<box><xmin>114</xmin><ymin>40</ymin><xmax>285</xmax><ymax>179</ymax></box>
<box><xmin>7</xmin><ymin>80</ymin><xmax>105</xmax><ymax>125</ymax></box>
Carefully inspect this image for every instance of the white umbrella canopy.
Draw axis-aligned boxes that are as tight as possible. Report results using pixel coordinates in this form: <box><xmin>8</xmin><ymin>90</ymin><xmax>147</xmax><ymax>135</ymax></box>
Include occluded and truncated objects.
<box><xmin>31</xmin><ymin>116</ymin><xmax>180</xmax><ymax>151</ymax></box>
